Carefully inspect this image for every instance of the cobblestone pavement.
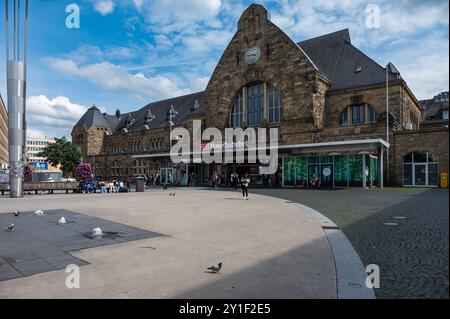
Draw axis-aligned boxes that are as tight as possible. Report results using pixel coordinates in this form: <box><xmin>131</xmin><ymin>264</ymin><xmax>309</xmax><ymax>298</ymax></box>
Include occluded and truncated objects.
<box><xmin>250</xmin><ymin>187</ymin><xmax>449</xmax><ymax>299</ymax></box>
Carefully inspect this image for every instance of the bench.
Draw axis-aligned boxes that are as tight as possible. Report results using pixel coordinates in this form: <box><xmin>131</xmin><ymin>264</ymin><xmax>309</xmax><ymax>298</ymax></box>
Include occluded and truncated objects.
<box><xmin>0</xmin><ymin>182</ymin><xmax>81</xmax><ymax>195</ymax></box>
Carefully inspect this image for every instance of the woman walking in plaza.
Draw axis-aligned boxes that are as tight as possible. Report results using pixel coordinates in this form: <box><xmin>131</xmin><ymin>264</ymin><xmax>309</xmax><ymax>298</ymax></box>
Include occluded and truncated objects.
<box><xmin>168</xmin><ymin>173</ymin><xmax>175</xmax><ymax>196</ymax></box>
<box><xmin>240</xmin><ymin>173</ymin><xmax>250</xmax><ymax>200</ymax></box>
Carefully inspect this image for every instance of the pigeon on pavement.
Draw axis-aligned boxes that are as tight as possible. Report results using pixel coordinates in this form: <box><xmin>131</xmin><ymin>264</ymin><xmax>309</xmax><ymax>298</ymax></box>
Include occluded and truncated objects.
<box><xmin>13</xmin><ymin>211</ymin><xmax>20</xmax><ymax>217</ymax></box>
<box><xmin>207</xmin><ymin>262</ymin><xmax>223</xmax><ymax>273</ymax></box>
<box><xmin>5</xmin><ymin>224</ymin><xmax>15</xmax><ymax>231</ymax></box>
<box><xmin>34</xmin><ymin>209</ymin><xmax>44</xmax><ymax>216</ymax></box>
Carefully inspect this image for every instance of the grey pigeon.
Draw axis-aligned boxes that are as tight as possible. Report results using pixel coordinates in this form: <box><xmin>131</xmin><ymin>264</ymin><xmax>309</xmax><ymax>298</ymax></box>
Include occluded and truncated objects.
<box><xmin>5</xmin><ymin>224</ymin><xmax>15</xmax><ymax>231</ymax></box>
<box><xmin>13</xmin><ymin>211</ymin><xmax>20</xmax><ymax>217</ymax></box>
<box><xmin>207</xmin><ymin>262</ymin><xmax>223</xmax><ymax>273</ymax></box>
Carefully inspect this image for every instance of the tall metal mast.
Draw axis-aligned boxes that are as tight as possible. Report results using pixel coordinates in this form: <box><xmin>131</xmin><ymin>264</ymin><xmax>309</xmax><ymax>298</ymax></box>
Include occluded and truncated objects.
<box><xmin>5</xmin><ymin>0</ymin><xmax>29</xmax><ymax>198</ymax></box>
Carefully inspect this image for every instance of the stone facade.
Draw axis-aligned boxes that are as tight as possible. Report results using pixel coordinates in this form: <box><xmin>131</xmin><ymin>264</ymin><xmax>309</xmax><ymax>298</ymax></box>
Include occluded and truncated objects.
<box><xmin>204</xmin><ymin>4</ymin><xmax>328</xmax><ymax>137</ymax></box>
<box><xmin>392</xmin><ymin>123</ymin><xmax>449</xmax><ymax>185</ymax></box>
<box><xmin>72</xmin><ymin>4</ymin><xmax>448</xmax><ymax>187</ymax></box>
<box><xmin>0</xmin><ymin>95</ymin><xmax>8</xmax><ymax>169</ymax></box>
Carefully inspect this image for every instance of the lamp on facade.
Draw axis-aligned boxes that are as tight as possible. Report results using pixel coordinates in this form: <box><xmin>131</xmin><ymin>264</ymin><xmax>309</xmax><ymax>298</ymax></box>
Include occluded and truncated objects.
<box><xmin>5</xmin><ymin>0</ymin><xmax>29</xmax><ymax>198</ymax></box>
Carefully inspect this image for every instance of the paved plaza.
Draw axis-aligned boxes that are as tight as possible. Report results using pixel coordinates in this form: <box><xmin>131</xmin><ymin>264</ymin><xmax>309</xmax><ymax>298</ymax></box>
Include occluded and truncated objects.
<box><xmin>251</xmin><ymin>187</ymin><xmax>449</xmax><ymax>299</ymax></box>
<box><xmin>0</xmin><ymin>190</ymin><xmax>337</xmax><ymax>299</ymax></box>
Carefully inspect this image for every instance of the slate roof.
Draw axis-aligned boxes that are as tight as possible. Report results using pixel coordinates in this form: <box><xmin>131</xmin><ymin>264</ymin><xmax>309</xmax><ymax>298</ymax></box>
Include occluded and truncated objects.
<box><xmin>420</xmin><ymin>91</ymin><xmax>449</xmax><ymax>121</ymax></box>
<box><xmin>298</xmin><ymin>29</ymin><xmax>401</xmax><ymax>91</ymax></box>
<box><xmin>118</xmin><ymin>91</ymin><xmax>204</xmax><ymax>132</ymax></box>
<box><xmin>73</xmin><ymin>105</ymin><xmax>112</xmax><ymax>130</ymax></box>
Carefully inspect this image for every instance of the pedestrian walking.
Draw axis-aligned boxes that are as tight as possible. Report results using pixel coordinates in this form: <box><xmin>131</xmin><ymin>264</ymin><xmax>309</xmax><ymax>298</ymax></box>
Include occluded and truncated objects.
<box><xmin>241</xmin><ymin>173</ymin><xmax>250</xmax><ymax>200</ymax></box>
<box><xmin>168</xmin><ymin>173</ymin><xmax>175</xmax><ymax>196</ymax></box>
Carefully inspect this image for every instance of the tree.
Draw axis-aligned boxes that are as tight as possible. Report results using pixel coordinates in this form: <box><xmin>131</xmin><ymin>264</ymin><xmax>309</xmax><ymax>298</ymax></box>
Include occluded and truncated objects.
<box><xmin>37</xmin><ymin>137</ymin><xmax>81</xmax><ymax>177</ymax></box>
<box><xmin>75</xmin><ymin>163</ymin><xmax>92</xmax><ymax>183</ymax></box>
<box><xmin>23</xmin><ymin>165</ymin><xmax>33</xmax><ymax>183</ymax></box>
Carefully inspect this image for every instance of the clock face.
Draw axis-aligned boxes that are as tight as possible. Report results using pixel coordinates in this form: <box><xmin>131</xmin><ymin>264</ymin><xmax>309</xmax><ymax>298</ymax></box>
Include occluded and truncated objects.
<box><xmin>244</xmin><ymin>46</ymin><xmax>261</xmax><ymax>64</ymax></box>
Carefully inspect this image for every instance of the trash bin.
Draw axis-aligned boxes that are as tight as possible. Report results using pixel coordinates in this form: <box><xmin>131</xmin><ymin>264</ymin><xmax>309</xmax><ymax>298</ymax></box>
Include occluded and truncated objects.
<box><xmin>136</xmin><ymin>177</ymin><xmax>145</xmax><ymax>192</ymax></box>
<box><xmin>440</xmin><ymin>172</ymin><xmax>448</xmax><ymax>188</ymax></box>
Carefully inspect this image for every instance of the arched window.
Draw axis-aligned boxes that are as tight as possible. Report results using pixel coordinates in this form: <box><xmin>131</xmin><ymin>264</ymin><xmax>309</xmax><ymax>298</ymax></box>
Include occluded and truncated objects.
<box><xmin>247</xmin><ymin>83</ymin><xmax>265</xmax><ymax>126</ymax></box>
<box><xmin>339</xmin><ymin>105</ymin><xmax>377</xmax><ymax>126</ymax></box>
<box><xmin>268</xmin><ymin>84</ymin><xmax>282</xmax><ymax>123</ymax></box>
<box><xmin>230</xmin><ymin>91</ymin><xmax>243</xmax><ymax>128</ymax></box>
<box><xmin>229</xmin><ymin>82</ymin><xmax>283</xmax><ymax>127</ymax></box>
<box><xmin>403</xmin><ymin>152</ymin><xmax>438</xmax><ymax>186</ymax></box>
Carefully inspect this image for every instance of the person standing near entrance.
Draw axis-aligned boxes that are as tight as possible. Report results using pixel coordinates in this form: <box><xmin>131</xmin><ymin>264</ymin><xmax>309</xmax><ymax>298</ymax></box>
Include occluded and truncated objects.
<box><xmin>241</xmin><ymin>173</ymin><xmax>250</xmax><ymax>200</ymax></box>
<box><xmin>189</xmin><ymin>172</ymin><xmax>195</xmax><ymax>187</ymax></box>
<box><xmin>211</xmin><ymin>171</ymin><xmax>217</xmax><ymax>189</ymax></box>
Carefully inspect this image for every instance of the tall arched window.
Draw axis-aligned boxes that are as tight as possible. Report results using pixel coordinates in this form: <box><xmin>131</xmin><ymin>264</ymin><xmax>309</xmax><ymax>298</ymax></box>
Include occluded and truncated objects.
<box><xmin>268</xmin><ymin>84</ymin><xmax>282</xmax><ymax>123</ymax></box>
<box><xmin>247</xmin><ymin>83</ymin><xmax>265</xmax><ymax>126</ymax></box>
<box><xmin>230</xmin><ymin>91</ymin><xmax>243</xmax><ymax>128</ymax></box>
<box><xmin>339</xmin><ymin>105</ymin><xmax>377</xmax><ymax>126</ymax></box>
<box><xmin>229</xmin><ymin>82</ymin><xmax>283</xmax><ymax>127</ymax></box>
<box><xmin>403</xmin><ymin>152</ymin><xmax>438</xmax><ymax>186</ymax></box>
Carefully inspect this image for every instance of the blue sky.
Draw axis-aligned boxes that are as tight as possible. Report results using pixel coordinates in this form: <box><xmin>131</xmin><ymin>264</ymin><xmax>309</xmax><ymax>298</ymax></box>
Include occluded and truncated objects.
<box><xmin>0</xmin><ymin>0</ymin><xmax>448</xmax><ymax>139</ymax></box>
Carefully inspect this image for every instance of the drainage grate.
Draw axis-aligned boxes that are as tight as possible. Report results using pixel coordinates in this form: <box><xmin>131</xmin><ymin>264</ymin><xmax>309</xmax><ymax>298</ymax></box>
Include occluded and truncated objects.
<box><xmin>383</xmin><ymin>222</ymin><xmax>399</xmax><ymax>226</ymax></box>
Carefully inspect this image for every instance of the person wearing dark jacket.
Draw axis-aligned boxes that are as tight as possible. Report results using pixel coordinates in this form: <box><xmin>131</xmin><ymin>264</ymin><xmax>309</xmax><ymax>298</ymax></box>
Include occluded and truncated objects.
<box><xmin>240</xmin><ymin>173</ymin><xmax>250</xmax><ymax>200</ymax></box>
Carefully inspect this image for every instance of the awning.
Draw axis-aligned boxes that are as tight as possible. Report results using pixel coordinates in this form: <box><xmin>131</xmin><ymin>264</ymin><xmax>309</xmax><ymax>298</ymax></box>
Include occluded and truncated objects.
<box><xmin>132</xmin><ymin>138</ymin><xmax>389</xmax><ymax>159</ymax></box>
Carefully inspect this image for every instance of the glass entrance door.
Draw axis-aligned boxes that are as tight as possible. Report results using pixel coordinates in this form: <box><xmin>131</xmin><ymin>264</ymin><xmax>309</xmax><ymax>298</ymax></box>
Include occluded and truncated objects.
<box><xmin>321</xmin><ymin>164</ymin><xmax>333</xmax><ymax>188</ymax></box>
<box><xmin>308</xmin><ymin>165</ymin><xmax>320</xmax><ymax>188</ymax></box>
<box><xmin>414</xmin><ymin>164</ymin><xmax>427</xmax><ymax>186</ymax></box>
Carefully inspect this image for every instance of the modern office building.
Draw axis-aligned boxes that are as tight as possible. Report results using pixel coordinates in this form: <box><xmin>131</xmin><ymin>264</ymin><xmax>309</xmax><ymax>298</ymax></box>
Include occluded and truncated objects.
<box><xmin>72</xmin><ymin>4</ymin><xmax>449</xmax><ymax>188</ymax></box>
<box><xmin>0</xmin><ymin>95</ymin><xmax>8</xmax><ymax>171</ymax></box>
<box><xmin>26</xmin><ymin>137</ymin><xmax>61</xmax><ymax>175</ymax></box>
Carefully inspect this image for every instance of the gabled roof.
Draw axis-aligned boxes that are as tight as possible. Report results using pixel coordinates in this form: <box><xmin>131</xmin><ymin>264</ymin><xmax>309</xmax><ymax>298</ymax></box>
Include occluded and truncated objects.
<box><xmin>298</xmin><ymin>29</ymin><xmax>400</xmax><ymax>91</ymax></box>
<box><xmin>73</xmin><ymin>105</ymin><xmax>112</xmax><ymax>131</ymax></box>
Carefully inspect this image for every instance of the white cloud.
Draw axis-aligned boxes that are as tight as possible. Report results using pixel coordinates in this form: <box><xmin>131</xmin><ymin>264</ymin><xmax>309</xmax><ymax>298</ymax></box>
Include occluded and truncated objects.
<box><xmin>26</xmin><ymin>95</ymin><xmax>88</xmax><ymax>138</ymax></box>
<box><xmin>93</xmin><ymin>0</ymin><xmax>116</xmax><ymax>16</ymax></box>
<box><xmin>138</xmin><ymin>0</ymin><xmax>222</xmax><ymax>34</ymax></box>
<box><xmin>45</xmin><ymin>58</ymin><xmax>190</xmax><ymax>100</ymax></box>
<box><xmin>133</xmin><ymin>0</ymin><xmax>143</xmax><ymax>10</ymax></box>
<box><xmin>182</xmin><ymin>29</ymin><xmax>233</xmax><ymax>53</ymax></box>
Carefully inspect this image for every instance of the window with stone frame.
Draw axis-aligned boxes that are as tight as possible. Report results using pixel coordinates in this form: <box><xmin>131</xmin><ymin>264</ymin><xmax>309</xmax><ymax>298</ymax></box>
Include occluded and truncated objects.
<box><xmin>111</xmin><ymin>160</ymin><xmax>123</xmax><ymax>177</ymax></box>
<box><xmin>230</xmin><ymin>82</ymin><xmax>283</xmax><ymax>128</ymax></box>
<box><xmin>268</xmin><ymin>84</ymin><xmax>282</xmax><ymax>123</ymax></box>
<box><xmin>93</xmin><ymin>161</ymin><xmax>103</xmax><ymax>177</ymax></box>
<box><xmin>339</xmin><ymin>105</ymin><xmax>377</xmax><ymax>126</ymax></box>
<box><xmin>133</xmin><ymin>159</ymin><xmax>146</xmax><ymax>176</ymax></box>
<box><xmin>230</xmin><ymin>91</ymin><xmax>243</xmax><ymax>128</ymax></box>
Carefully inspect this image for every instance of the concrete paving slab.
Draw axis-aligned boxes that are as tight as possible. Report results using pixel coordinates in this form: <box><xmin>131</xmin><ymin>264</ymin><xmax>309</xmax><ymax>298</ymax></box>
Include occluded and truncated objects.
<box><xmin>0</xmin><ymin>190</ymin><xmax>336</xmax><ymax>298</ymax></box>
<box><xmin>0</xmin><ymin>209</ymin><xmax>164</xmax><ymax>282</ymax></box>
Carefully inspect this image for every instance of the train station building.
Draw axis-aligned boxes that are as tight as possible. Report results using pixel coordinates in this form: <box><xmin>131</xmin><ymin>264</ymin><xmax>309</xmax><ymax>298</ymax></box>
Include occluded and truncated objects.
<box><xmin>72</xmin><ymin>4</ymin><xmax>449</xmax><ymax>188</ymax></box>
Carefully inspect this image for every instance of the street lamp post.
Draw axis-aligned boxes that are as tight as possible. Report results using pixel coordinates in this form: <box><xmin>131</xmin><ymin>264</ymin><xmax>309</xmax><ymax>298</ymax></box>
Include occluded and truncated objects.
<box><xmin>5</xmin><ymin>0</ymin><xmax>29</xmax><ymax>198</ymax></box>
<box><xmin>166</xmin><ymin>105</ymin><xmax>178</xmax><ymax>186</ymax></box>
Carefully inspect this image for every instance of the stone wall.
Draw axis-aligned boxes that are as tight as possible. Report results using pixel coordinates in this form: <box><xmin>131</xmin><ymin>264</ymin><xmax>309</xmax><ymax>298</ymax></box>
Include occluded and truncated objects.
<box><xmin>204</xmin><ymin>4</ymin><xmax>325</xmax><ymax>137</ymax></box>
<box><xmin>392</xmin><ymin>123</ymin><xmax>449</xmax><ymax>185</ymax></box>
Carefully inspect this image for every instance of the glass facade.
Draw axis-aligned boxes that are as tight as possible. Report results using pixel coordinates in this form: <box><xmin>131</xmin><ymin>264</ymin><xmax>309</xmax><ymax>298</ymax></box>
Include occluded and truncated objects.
<box><xmin>334</xmin><ymin>155</ymin><xmax>348</xmax><ymax>187</ymax></box>
<box><xmin>284</xmin><ymin>154</ymin><xmax>370</xmax><ymax>188</ymax></box>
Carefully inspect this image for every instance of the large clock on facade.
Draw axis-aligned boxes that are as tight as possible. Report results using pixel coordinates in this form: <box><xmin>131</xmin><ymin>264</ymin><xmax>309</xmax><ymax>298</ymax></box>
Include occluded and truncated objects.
<box><xmin>244</xmin><ymin>46</ymin><xmax>261</xmax><ymax>64</ymax></box>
